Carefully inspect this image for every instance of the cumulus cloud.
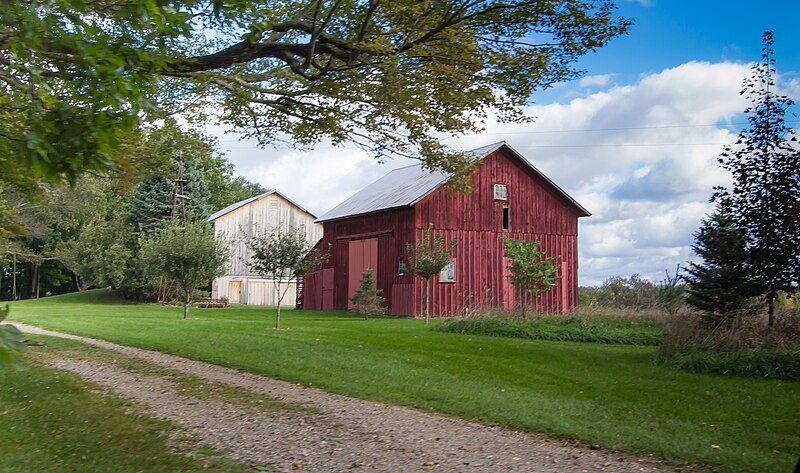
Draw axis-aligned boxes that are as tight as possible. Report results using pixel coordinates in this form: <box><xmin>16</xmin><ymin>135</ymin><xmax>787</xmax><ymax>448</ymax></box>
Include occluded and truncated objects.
<box><xmin>578</xmin><ymin>74</ymin><xmax>614</xmax><ymax>88</ymax></box>
<box><xmin>210</xmin><ymin>61</ymin><xmax>795</xmax><ymax>285</ymax></box>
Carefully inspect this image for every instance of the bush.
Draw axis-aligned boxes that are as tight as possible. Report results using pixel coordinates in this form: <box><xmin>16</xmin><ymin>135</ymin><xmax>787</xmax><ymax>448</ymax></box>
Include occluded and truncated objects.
<box><xmin>435</xmin><ymin>315</ymin><xmax>665</xmax><ymax>345</ymax></box>
<box><xmin>580</xmin><ymin>272</ymin><xmax>686</xmax><ymax>314</ymax></box>
<box><xmin>659</xmin><ymin>311</ymin><xmax>800</xmax><ymax>380</ymax></box>
<box><xmin>350</xmin><ymin>269</ymin><xmax>386</xmax><ymax>319</ymax></box>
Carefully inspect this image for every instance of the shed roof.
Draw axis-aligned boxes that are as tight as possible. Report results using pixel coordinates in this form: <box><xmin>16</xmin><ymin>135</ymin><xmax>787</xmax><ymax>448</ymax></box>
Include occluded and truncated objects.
<box><xmin>208</xmin><ymin>190</ymin><xmax>316</xmax><ymax>222</ymax></box>
<box><xmin>316</xmin><ymin>142</ymin><xmax>590</xmax><ymax>222</ymax></box>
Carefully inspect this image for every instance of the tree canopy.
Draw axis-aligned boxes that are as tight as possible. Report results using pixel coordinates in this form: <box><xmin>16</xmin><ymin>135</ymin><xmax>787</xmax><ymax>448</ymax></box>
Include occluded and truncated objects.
<box><xmin>0</xmin><ymin>0</ymin><xmax>630</xmax><ymax>188</ymax></box>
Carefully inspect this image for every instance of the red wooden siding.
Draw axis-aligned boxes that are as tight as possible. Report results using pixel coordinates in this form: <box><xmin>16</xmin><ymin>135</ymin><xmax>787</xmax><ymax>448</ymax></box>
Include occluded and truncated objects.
<box><xmin>412</xmin><ymin>148</ymin><xmax>580</xmax><ymax>316</ymax></box>
<box><xmin>304</xmin><ymin>146</ymin><xmax>583</xmax><ymax>316</ymax></box>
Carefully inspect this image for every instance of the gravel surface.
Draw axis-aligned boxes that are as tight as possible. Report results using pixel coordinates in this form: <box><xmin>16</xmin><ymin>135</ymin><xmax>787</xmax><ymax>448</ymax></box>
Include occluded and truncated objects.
<box><xmin>19</xmin><ymin>323</ymin><xmax>677</xmax><ymax>472</ymax></box>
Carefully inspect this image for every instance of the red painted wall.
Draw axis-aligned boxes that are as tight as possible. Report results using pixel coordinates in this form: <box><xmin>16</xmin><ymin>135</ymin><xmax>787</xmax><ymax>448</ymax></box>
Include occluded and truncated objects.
<box><xmin>412</xmin><ymin>148</ymin><xmax>581</xmax><ymax>316</ymax></box>
<box><xmin>305</xmin><ymin>147</ymin><xmax>582</xmax><ymax>316</ymax></box>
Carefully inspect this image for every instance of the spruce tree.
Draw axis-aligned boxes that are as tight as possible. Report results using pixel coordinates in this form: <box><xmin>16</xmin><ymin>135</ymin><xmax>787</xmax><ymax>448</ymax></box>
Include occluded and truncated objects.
<box><xmin>713</xmin><ymin>31</ymin><xmax>800</xmax><ymax>325</ymax></box>
<box><xmin>128</xmin><ymin>158</ymin><xmax>212</xmax><ymax>237</ymax></box>
<box><xmin>683</xmin><ymin>210</ymin><xmax>758</xmax><ymax>328</ymax></box>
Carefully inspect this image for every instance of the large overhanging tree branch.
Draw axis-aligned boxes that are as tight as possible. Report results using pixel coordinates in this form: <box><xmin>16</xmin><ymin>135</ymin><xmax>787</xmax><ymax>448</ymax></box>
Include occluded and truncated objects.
<box><xmin>1</xmin><ymin>0</ymin><xmax>630</xmax><ymax>188</ymax></box>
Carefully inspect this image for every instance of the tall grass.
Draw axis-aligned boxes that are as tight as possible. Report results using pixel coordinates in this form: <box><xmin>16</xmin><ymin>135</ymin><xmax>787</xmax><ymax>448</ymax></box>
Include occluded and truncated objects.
<box><xmin>658</xmin><ymin>311</ymin><xmax>800</xmax><ymax>380</ymax></box>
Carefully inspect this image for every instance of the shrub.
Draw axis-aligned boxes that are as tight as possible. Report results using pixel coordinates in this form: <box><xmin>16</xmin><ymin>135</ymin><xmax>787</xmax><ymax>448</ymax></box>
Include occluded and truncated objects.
<box><xmin>350</xmin><ymin>269</ymin><xmax>386</xmax><ymax>319</ymax></box>
<box><xmin>435</xmin><ymin>315</ymin><xmax>665</xmax><ymax>345</ymax></box>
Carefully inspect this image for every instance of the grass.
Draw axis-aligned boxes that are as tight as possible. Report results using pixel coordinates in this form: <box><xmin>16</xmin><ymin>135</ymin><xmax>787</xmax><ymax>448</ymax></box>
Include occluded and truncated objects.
<box><xmin>435</xmin><ymin>315</ymin><xmax>665</xmax><ymax>345</ymax></box>
<box><xmin>0</xmin><ymin>334</ymin><xmax>250</xmax><ymax>473</ymax></box>
<box><xmin>8</xmin><ymin>289</ymin><xmax>800</xmax><ymax>473</ymax></box>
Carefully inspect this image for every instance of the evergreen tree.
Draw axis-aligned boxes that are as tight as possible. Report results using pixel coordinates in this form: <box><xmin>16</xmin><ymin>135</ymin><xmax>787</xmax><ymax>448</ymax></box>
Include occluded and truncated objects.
<box><xmin>713</xmin><ymin>31</ymin><xmax>800</xmax><ymax>325</ymax></box>
<box><xmin>350</xmin><ymin>269</ymin><xmax>387</xmax><ymax>320</ymax></box>
<box><xmin>128</xmin><ymin>158</ymin><xmax>212</xmax><ymax>237</ymax></box>
<box><xmin>683</xmin><ymin>210</ymin><xmax>758</xmax><ymax>328</ymax></box>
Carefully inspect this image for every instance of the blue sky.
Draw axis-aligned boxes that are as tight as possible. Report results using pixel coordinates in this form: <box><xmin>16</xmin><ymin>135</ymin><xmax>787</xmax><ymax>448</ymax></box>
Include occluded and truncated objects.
<box><xmin>210</xmin><ymin>1</ymin><xmax>800</xmax><ymax>286</ymax></box>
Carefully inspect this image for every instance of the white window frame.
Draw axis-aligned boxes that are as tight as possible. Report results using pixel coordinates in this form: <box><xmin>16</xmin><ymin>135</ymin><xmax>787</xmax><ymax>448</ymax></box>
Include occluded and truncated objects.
<box><xmin>493</xmin><ymin>183</ymin><xmax>508</xmax><ymax>201</ymax></box>
<box><xmin>439</xmin><ymin>260</ymin><xmax>455</xmax><ymax>283</ymax></box>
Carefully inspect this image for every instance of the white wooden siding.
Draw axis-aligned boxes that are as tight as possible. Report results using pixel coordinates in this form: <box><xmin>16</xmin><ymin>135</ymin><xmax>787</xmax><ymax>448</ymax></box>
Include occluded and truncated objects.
<box><xmin>210</xmin><ymin>192</ymin><xmax>322</xmax><ymax>305</ymax></box>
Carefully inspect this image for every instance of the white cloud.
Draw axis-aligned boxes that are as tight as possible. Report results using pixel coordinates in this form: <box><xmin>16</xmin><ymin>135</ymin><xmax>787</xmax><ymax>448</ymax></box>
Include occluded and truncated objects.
<box><xmin>578</xmin><ymin>74</ymin><xmax>614</xmax><ymax>88</ymax></box>
<box><xmin>211</xmin><ymin>61</ymin><xmax>795</xmax><ymax>286</ymax></box>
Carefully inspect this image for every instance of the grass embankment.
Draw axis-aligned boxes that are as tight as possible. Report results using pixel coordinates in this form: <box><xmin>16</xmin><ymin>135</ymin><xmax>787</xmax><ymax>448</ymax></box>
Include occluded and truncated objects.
<box><xmin>0</xmin><ymin>334</ymin><xmax>249</xmax><ymax>473</ymax></box>
<box><xmin>8</xmin><ymin>289</ymin><xmax>800</xmax><ymax>473</ymax></box>
<box><xmin>435</xmin><ymin>315</ymin><xmax>665</xmax><ymax>345</ymax></box>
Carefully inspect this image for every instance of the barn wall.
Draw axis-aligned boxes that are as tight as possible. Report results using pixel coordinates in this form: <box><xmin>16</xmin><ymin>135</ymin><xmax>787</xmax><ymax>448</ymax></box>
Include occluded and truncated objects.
<box><xmin>212</xmin><ymin>276</ymin><xmax>299</xmax><ymax>306</ymax></box>
<box><xmin>413</xmin><ymin>148</ymin><xmax>581</xmax><ymax>316</ymax></box>
<box><xmin>212</xmin><ymin>193</ymin><xmax>322</xmax><ymax>278</ymax></box>
<box><xmin>310</xmin><ymin>207</ymin><xmax>416</xmax><ymax>312</ymax></box>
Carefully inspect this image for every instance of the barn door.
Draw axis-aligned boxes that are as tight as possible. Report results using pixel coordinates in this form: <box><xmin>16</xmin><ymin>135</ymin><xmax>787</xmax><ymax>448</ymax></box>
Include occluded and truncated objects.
<box><xmin>347</xmin><ymin>238</ymin><xmax>378</xmax><ymax>308</ymax></box>
<box><xmin>228</xmin><ymin>280</ymin><xmax>242</xmax><ymax>304</ymax></box>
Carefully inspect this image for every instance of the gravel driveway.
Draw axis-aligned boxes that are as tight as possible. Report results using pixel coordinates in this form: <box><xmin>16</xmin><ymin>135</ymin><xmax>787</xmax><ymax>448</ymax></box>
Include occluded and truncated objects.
<box><xmin>18</xmin><ymin>323</ymin><xmax>677</xmax><ymax>473</ymax></box>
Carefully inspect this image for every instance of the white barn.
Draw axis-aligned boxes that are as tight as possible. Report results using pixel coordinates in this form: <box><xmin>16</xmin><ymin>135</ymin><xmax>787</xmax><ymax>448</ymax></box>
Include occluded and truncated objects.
<box><xmin>209</xmin><ymin>190</ymin><xmax>322</xmax><ymax>306</ymax></box>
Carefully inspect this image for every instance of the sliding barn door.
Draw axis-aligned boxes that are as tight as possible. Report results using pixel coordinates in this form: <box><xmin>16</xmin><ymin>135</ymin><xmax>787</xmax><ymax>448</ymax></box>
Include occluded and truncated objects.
<box><xmin>347</xmin><ymin>238</ymin><xmax>378</xmax><ymax>308</ymax></box>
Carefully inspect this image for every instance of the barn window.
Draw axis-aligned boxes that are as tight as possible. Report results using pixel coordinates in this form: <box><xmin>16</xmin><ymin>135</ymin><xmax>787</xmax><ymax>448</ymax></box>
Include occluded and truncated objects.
<box><xmin>502</xmin><ymin>206</ymin><xmax>509</xmax><ymax>231</ymax></box>
<box><xmin>439</xmin><ymin>261</ymin><xmax>455</xmax><ymax>283</ymax></box>
<box><xmin>493</xmin><ymin>183</ymin><xmax>508</xmax><ymax>200</ymax></box>
<box><xmin>397</xmin><ymin>258</ymin><xmax>406</xmax><ymax>276</ymax></box>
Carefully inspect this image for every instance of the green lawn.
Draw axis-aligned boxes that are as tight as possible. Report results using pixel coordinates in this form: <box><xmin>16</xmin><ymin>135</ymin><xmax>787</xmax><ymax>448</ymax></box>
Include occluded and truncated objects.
<box><xmin>0</xmin><ymin>334</ymin><xmax>249</xmax><ymax>473</ymax></box>
<box><xmin>8</xmin><ymin>290</ymin><xmax>800</xmax><ymax>473</ymax></box>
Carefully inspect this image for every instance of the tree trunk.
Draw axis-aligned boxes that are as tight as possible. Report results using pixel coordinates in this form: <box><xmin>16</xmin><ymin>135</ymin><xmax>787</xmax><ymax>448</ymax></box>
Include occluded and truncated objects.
<box><xmin>183</xmin><ymin>290</ymin><xmax>190</xmax><ymax>319</ymax></box>
<box><xmin>767</xmin><ymin>294</ymin><xmax>775</xmax><ymax>327</ymax></box>
<box><xmin>29</xmin><ymin>263</ymin><xmax>38</xmax><ymax>299</ymax></box>
<box><xmin>12</xmin><ymin>253</ymin><xmax>17</xmax><ymax>300</ymax></box>
<box><xmin>520</xmin><ymin>286</ymin><xmax>526</xmax><ymax>318</ymax></box>
<box><xmin>275</xmin><ymin>303</ymin><xmax>281</xmax><ymax>330</ymax></box>
<box><xmin>425</xmin><ymin>278</ymin><xmax>431</xmax><ymax>325</ymax></box>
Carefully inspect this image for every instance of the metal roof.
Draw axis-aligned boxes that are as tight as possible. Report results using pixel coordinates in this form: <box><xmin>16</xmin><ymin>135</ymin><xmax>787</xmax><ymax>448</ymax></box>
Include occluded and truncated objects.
<box><xmin>317</xmin><ymin>142</ymin><xmax>590</xmax><ymax>222</ymax></box>
<box><xmin>208</xmin><ymin>190</ymin><xmax>316</xmax><ymax>222</ymax></box>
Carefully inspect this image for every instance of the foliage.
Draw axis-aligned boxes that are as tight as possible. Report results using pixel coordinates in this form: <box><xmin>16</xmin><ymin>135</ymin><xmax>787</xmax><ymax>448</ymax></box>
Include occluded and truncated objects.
<box><xmin>581</xmin><ymin>275</ymin><xmax>660</xmax><ymax>308</ymax></box>
<box><xmin>58</xmin><ymin>216</ymin><xmax>132</xmax><ymax>290</ymax></box>
<box><xmin>247</xmin><ymin>228</ymin><xmax>328</xmax><ymax>329</ymax></box>
<box><xmin>140</xmin><ymin>222</ymin><xmax>229</xmax><ymax>318</ymax></box>
<box><xmin>128</xmin><ymin>158</ymin><xmax>212</xmax><ymax>237</ymax></box>
<box><xmin>655</xmin><ymin>266</ymin><xmax>685</xmax><ymax>316</ymax></box>
<box><xmin>0</xmin><ymin>305</ymin><xmax>24</xmax><ymax>369</ymax></box>
<box><xmin>435</xmin><ymin>315</ymin><xmax>664</xmax><ymax>345</ymax></box>
<box><xmin>502</xmin><ymin>237</ymin><xmax>559</xmax><ymax>313</ymax></box>
<box><xmin>683</xmin><ymin>211</ymin><xmax>760</xmax><ymax>327</ymax></box>
<box><xmin>0</xmin><ymin>0</ymin><xmax>629</xmax><ymax>188</ymax></box>
<box><xmin>11</xmin><ymin>291</ymin><xmax>800</xmax><ymax>473</ymax></box>
<box><xmin>659</xmin><ymin>312</ymin><xmax>800</xmax><ymax>380</ymax></box>
<box><xmin>350</xmin><ymin>269</ymin><xmax>386</xmax><ymax>319</ymax></box>
<box><xmin>712</xmin><ymin>31</ymin><xmax>800</xmax><ymax>324</ymax></box>
<box><xmin>406</xmin><ymin>224</ymin><xmax>456</xmax><ymax>323</ymax></box>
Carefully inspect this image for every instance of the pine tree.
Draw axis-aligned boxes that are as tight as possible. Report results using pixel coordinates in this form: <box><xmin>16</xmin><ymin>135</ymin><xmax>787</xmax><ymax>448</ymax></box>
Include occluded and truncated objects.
<box><xmin>713</xmin><ymin>31</ymin><xmax>800</xmax><ymax>325</ymax></box>
<box><xmin>350</xmin><ymin>269</ymin><xmax>386</xmax><ymax>320</ymax></box>
<box><xmin>683</xmin><ymin>210</ymin><xmax>758</xmax><ymax>328</ymax></box>
<box><xmin>128</xmin><ymin>158</ymin><xmax>212</xmax><ymax>237</ymax></box>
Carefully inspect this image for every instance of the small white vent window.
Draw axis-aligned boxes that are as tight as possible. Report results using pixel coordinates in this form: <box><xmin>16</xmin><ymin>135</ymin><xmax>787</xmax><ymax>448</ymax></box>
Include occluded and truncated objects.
<box><xmin>493</xmin><ymin>184</ymin><xmax>508</xmax><ymax>200</ymax></box>
<box><xmin>439</xmin><ymin>261</ymin><xmax>455</xmax><ymax>283</ymax></box>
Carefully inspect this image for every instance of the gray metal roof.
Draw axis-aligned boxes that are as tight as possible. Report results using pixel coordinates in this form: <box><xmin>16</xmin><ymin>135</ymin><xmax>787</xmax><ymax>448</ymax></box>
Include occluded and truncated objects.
<box><xmin>317</xmin><ymin>141</ymin><xmax>590</xmax><ymax>222</ymax></box>
<box><xmin>208</xmin><ymin>190</ymin><xmax>316</xmax><ymax>222</ymax></box>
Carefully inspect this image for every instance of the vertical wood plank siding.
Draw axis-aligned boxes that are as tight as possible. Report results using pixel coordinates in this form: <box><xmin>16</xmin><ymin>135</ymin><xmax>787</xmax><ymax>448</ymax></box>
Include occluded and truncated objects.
<box><xmin>212</xmin><ymin>193</ymin><xmax>322</xmax><ymax>305</ymax></box>
<box><xmin>305</xmin><ymin>147</ymin><xmax>582</xmax><ymax>316</ymax></box>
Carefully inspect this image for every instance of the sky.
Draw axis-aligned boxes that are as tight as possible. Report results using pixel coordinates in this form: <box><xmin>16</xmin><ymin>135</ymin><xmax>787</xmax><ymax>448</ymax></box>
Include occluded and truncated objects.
<box><xmin>206</xmin><ymin>1</ymin><xmax>800</xmax><ymax>286</ymax></box>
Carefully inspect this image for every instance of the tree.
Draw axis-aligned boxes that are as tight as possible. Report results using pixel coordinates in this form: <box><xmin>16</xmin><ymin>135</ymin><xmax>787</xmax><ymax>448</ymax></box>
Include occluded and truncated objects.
<box><xmin>350</xmin><ymin>269</ymin><xmax>386</xmax><ymax>319</ymax></box>
<box><xmin>406</xmin><ymin>224</ymin><xmax>456</xmax><ymax>324</ymax></box>
<box><xmin>713</xmin><ymin>31</ymin><xmax>800</xmax><ymax>326</ymax></box>
<box><xmin>683</xmin><ymin>211</ymin><xmax>759</xmax><ymax>328</ymax></box>
<box><xmin>502</xmin><ymin>237</ymin><xmax>559</xmax><ymax>316</ymax></box>
<box><xmin>0</xmin><ymin>305</ymin><xmax>24</xmax><ymax>369</ymax></box>
<box><xmin>247</xmin><ymin>228</ymin><xmax>328</xmax><ymax>329</ymax></box>
<box><xmin>58</xmin><ymin>216</ymin><xmax>132</xmax><ymax>291</ymax></box>
<box><xmin>128</xmin><ymin>158</ymin><xmax>212</xmax><ymax>237</ymax></box>
<box><xmin>140</xmin><ymin>222</ymin><xmax>229</xmax><ymax>319</ymax></box>
<box><xmin>0</xmin><ymin>1</ymin><xmax>630</xmax><ymax>188</ymax></box>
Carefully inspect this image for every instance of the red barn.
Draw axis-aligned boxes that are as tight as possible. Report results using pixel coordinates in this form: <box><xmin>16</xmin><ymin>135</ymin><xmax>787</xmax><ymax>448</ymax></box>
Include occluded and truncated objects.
<box><xmin>303</xmin><ymin>142</ymin><xmax>590</xmax><ymax>316</ymax></box>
